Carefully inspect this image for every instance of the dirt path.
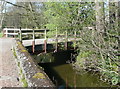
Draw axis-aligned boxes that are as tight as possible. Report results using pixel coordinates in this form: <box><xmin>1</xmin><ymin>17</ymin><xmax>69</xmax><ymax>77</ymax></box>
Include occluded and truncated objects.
<box><xmin>0</xmin><ymin>38</ymin><xmax>21</xmax><ymax>88</ymax></box>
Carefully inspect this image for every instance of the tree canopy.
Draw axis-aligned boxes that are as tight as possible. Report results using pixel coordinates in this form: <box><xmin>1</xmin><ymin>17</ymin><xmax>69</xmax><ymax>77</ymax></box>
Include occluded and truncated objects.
<box><xmin>1</xmin><ymin>1</ymin><xmax>120</xmax><ymax>86</ymax></box>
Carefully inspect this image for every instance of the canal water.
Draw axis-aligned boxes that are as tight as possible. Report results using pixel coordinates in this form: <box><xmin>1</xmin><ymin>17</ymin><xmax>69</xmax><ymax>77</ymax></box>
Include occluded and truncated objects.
<box><xmin>32</xmin><ymin>50</ymin><xmax>110</xmax><ymax>88</ymax></box>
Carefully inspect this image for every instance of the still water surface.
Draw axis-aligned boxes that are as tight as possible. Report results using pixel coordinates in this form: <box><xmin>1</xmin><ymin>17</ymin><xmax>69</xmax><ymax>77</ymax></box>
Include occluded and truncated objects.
<box><xmin>33</xmin><ymin>51</ymin><xmax>110</xmax><ymax>87</ymax></box>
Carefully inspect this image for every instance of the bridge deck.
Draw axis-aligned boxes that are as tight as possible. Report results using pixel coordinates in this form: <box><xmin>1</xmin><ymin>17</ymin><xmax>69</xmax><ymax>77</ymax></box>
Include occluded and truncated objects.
<box><xmin>22</xmin><ymin>38</ymin><xmax>81</xmax><ymax>47</ymax></box>
<box><xmin>0</xmin><ymin>38</ymin><xmax>22</xmax><ymax>87</ymax></box>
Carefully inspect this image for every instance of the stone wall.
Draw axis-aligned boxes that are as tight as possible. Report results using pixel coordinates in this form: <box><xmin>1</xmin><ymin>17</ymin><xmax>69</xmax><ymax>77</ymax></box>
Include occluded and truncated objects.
<box><xmin>13</xmin><ymin>40</ymin><xmax>54</xmax><ymax>87</ymax></box>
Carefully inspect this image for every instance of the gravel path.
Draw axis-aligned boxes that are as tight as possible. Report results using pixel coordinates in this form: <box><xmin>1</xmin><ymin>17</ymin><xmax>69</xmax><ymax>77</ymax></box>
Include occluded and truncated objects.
<box><xmin>0</xmin><ymin>38</ymin><xmax>21</xmax><ymax>88</ymax></box>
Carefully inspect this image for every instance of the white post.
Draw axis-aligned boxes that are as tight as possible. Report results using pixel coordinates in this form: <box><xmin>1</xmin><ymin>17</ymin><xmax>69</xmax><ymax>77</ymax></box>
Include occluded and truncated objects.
<box><xmin>32</xmin><ymin>27</ymin><xmax>35</xmax><ymax>53</ymax></box>
<box><xmin>44</xmin><ymin>29</ymin><xmax>47</xmax><ymax>53</ymax></box>
<box><xmin>19</xmin><ymin>27</ymin><xmax>22</xmax><ymax>42</ymax></box>
<box><xmin>6</xmin><ymin>28</ymin><xmax>8</xmax><ymax>37</ymax></box>
<box><xmin>44</xmin><ymin>29</ymin><xmax>47</xmax><ymax>40</ymax></box>
<box><xmin>14</xmin><ymin>29</ymin><xmax>15</xmax><ymax>37</ymax></box>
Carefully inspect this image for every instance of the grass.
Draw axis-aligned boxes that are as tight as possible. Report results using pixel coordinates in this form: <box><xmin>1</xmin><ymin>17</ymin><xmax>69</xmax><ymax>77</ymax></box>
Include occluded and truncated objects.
<box><xmin>32</xmin><ymin>72</ymin><xmax>45</xmax><ymax>79</ymax></box>
<box><xmin>12</xmin><ymin>48</ymin><xmax>17</xmax><ymax>58</ymax></box>
<box><xmin>12</xmin><ymin>47</ymin><xmax>28</xmax><ymax>87</ymax></box>
<box><xmin>19</xmin><ymin>68</ymin><xmax>28</xmax><ymax>87</ymax></box>
<box><xmin>0</xmin><ymin>32</ymin><xmax>3</xmax><ymax>37</ymax></box>
<box><xmin>20</xmin><ymin>74</ymin><xmax>28</xmax><ymax>87</ymax></box>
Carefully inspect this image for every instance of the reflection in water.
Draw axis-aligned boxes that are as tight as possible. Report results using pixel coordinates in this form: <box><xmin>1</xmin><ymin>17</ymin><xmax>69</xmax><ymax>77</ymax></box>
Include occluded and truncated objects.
<box><xmin>35</xmin><ymin>50</ymin><xmax>109</xmax><ymax>87</ymax></box>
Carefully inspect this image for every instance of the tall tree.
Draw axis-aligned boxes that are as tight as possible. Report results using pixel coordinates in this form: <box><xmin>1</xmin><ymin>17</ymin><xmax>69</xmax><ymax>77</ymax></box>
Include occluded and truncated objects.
<box><xmin>0</xmin><ymin>0</ymin><xmax>6</xmax><ymax>30</ymax></box>
<box><xmin>95</xmin><ymin>1</ymin><xmax>105</xmax><ymax>32</ymax></box>
<box><xmin>43</xmin><ymin>2</ymin><xmax>95</xmax><ymax>36</ymax></box>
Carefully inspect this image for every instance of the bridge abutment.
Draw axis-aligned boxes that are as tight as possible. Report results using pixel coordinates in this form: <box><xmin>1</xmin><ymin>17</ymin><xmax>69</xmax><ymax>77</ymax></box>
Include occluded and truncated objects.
<box><xmin>13</xmin><ymin>39</ymin><xmax>55</xmax><ymax>87</ymax></box>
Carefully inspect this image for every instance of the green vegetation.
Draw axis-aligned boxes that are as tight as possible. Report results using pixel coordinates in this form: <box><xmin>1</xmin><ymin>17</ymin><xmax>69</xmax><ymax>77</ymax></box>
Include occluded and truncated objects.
<box><xmin>12</xmin><ymin>47</ymin><xmax>28</xmax><ymax>87</ymax></box>
<box><xmin>20</xmin><ymin>74</ymin><xmax>28</xmax><ymax>87</ymax></box>
<box><xmin>33</xmin><ymin>53</ymin><xmax>55</xmax><ymax>63</ymax></box>
<box><xmin>44</xmin><ymin>2</ymin><xmax>119</xmax><ymax>86</ymax></box>
<box><xmin>2</xmin><ymin>1</ymin><xmax>120</xmax><ymax>86</ymax></box>
<box><xmin>18</xmin><ymin>62</ymin><xmax>20</xmax><ymax>67</ymax></box>
<box><xmin>32</xmin><ymin>72</ymin><xmax>45</xmax><ymax>79</ymax></box>
<box><xmin>0</xmin><ymin>32</ymin><xmax>3</xmax><ymax>37</ymax></box>
<box><xmin>42</xmin><ymin>2</ymin><xmax>119</xmax><ymax>85</ymax></box>
<box><xmin>12</xmin><ymin>48</ymin><xmax>17</xmax><ymax>58</ymax></box>
<box><xmin>19</xmin><ymin>67</ymin><xmax>28</xmax><ymax>87</ymax></box>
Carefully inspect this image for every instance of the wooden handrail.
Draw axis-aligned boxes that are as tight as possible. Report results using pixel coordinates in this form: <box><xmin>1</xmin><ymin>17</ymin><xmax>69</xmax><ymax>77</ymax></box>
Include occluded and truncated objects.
<box><xmin>4</xmin><ymin>33</ymin><xmax>45</xmax><ymax>35</ymax></box>
<box><xmin>3</xmin><ymin>28</ymin><xmax>48</xmax><ymax>31</ymax></box>
<box><xmin>3</xmin><ymin>28</ymin><xmax>47</xmax><ymax>37</ymax></box>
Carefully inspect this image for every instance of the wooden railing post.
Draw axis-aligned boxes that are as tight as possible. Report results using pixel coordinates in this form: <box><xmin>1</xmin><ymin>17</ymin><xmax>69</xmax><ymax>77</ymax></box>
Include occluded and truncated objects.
<box><xmin>65</xmin><ymin>30</ymin><xmax>68</xmax><ymax>50</ymax></box>
<box><xmin>32</xmin><ymin>27</ymin><xmax>35</xmax><ymax>53</ymax></box>
<box><xmin>55</xmin><ymin>28</ymin><xmax>58</xmax><ymax>52</ymax></box>
<box><xmin>19</xmin><ymin>27</ymin><xmax>22</xmax><ymax>42</ymax></box>
<box><xmin>44</xmin><ymin>29</ymin><xmax>47</xmax><ymax>53</ymax></box>
<box><xmin>6</xmin><ymin>28</ymin><xmax>8</xmax><ymax>37</ymax></box>
<box><xmin>3</xmin><ymin>30</ymin><xmax>5</xmax><ymax>37</ymax></box>
<box><xmin>14</xmin><ymin>29</ymin><xmax>15</xmax><ymax>37</ymax></box>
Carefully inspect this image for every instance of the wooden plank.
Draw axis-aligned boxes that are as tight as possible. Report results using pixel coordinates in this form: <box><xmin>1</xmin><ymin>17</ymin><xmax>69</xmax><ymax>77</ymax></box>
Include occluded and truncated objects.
<box><xmin>44</xmin><ymin>40</ymin><xmax>47</xmax><ymax>53</ymax></box>
<box><xmin>22</xmin><ymin>38</ymin><xmax>81</xmax><ymax>47</ymax></box>
<box><xmin>4</xmin><ymin>33</ymin><xmax>18</xmax><ymax>35</ymax></box>
<box><xmin>33</xmin><ymin>28</ymin><xmax>35</xmax><ymax>42</ymax></box>
<box><xmin>44</xmin><ymin>29</ymin><xmax>47</xmax><ymax>53</ymax></box>
<box><xmin>21</xmin><ymin>33</ymin><xmax>45</xmax><ymax>35</ymax></box>
<box><xmin>3</xmin><ymin>28</ymin><xmax>48</xmax><ymax>31</ymax></box>
<box><xmin>19</xmin><ymin>27</ymin><xmax>22</xmax><ymax>42</ymax></box>
<box><xmin>4</xmin><ymin>33</ymin><xmax>45</xmax><ymax>35</ymax></box>
<box><xmin>44</xmin><ymin>29</ymin><xmax>47</xmax><ymax>39</ymax></box>
<box><xmin>6</xmin><ymin>28</ymin><xmax>8</xmax><ymax>37</ymax></box>
<box><xmin>32</xmin><ymin>41</ymin><xmax>35</xmax><ymax>53</ymax></box>
<box><xmin>32</xmin><ymin>27</ymin><xmax>35</xmax><ymax>53</ymax></box>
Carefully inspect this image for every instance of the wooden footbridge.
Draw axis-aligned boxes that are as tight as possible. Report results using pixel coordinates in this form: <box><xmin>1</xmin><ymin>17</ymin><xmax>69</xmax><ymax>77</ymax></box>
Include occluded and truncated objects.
<box><xmin>3</xmin><ymin>28</ymin><xmax>82</xmax><ymax>53</ymax></box>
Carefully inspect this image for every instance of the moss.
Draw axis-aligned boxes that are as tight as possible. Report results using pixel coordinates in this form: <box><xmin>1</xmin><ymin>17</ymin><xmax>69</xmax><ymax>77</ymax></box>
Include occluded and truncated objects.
<box><xmin>17</xmin><ymin>41</ymin><xmax>22</xmax><ymax>45</ymax></box>
<box><xmin>17</xmin><ymin>41</ymin><xmax>25</xmax><ymax>49</ymax></box>
<box><xmin>0</xmin><ymin>33</ymin><xmax>3</xmax><ymax>37</ymax></box>
<box><xmin>19</xmin><ymin>68</ymin><xmax>28</xmax><ymax>87</ymax></box>
<box><xmin>12</xmin><ymin>47</ymin><xmax>17</xmax><ymax>58</ymax></box>
<box><xmin>12</xmin><ymin>48</ymin><xmax>20</xmax><ymax>69</ymax></box>
<box><xmin>17</xmin><ymin>42</ymin><xmax>28</xmax><ymax>53</ymax></box>
<box><xmin>12</xmin><ymin>43</ymin><xmax>28</xmax><ymax>87</ymax></box>
<box><xmin>19</xmin><ymin>73</ymin><xmax>21</xmax><ymax>76</ymax></box>
<box><xmin>35</xmin><ymin>53</ymin><xmax>55</xmax><ymax>63</ymax></box>
<box><xmin>21</xmin><ymin>50</ymin><xmax>28</xmax><ymax>52</ymax></box>
<box><xmin>20</xmin><ymin>74</ymin><xmax>28</xmax><ymax>87</ymax></box>
<box><xmin>20</xmin><ymin>68</ymin><xmax>22</xmax><ymax>74</ymax></box>
<box><xmin>18</xmin><ymin>62</ymin><xmax>20</xmax><ymax>67</ymax></box>
<box><xmin>32</xmin><ymin>73</ymin><xmax>45</xmax><ymax>79</ymax></box>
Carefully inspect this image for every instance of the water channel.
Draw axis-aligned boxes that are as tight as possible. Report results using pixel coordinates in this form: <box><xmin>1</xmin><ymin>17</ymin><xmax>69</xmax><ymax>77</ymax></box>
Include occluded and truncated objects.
<box><xmin>32</xmin><ymin>50</ymin><xmax>110</xmax><ymax>88</ymax></box>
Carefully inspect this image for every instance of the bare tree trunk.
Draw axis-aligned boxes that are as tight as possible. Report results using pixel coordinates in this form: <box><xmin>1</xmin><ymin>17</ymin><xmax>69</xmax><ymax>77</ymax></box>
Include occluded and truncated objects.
<box><xmin>28</xmin><ymin>2</ymin><xmax>39</xmax><ymax>28</ymax></box>
<box><xmin>115</xmin><ymin>2</ymin><xmax>119</xmax><ymax>31</ymax></box>
<box><xmin>95</xmin><ymin>1</ymin><xmax>105</xmax><ymax>32</ymax></box>
<box><xmin>118</xmin><ymin>2</ymin><xmax>120</xmax><ymax>48</ymax></box>
<box><xmin>115</xmin><ymin>1</ymin><xmax>120</xmax><ymax>57</ymax></box>
<box><xmin>0</xmin><ymin>1</ymin><xmax>6</xmax><ymax>30</ymax></box>
<box><xmin>115</xmin><ymin>1</ymin><xmax>120</xmax><ymax>78</ymax></box>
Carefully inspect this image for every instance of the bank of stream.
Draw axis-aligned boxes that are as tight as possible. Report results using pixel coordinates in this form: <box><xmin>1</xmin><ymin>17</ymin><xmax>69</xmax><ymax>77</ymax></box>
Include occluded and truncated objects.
<box><xmin>30</xmin><ymin>50</ymin><xmax>112</xmax><ymax>88</ymax></box>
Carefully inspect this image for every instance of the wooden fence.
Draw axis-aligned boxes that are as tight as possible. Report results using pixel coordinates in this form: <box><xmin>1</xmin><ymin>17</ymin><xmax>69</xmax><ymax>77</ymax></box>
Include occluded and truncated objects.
<box><xmin>3</xmin><ymin>28</ymin><xmax>47</xmax><ymax>38</ymax></box>
<box><xmin>3</xmin><ymin>27</ymin><xmax>81</xmax><ymax>53</ymax></box>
